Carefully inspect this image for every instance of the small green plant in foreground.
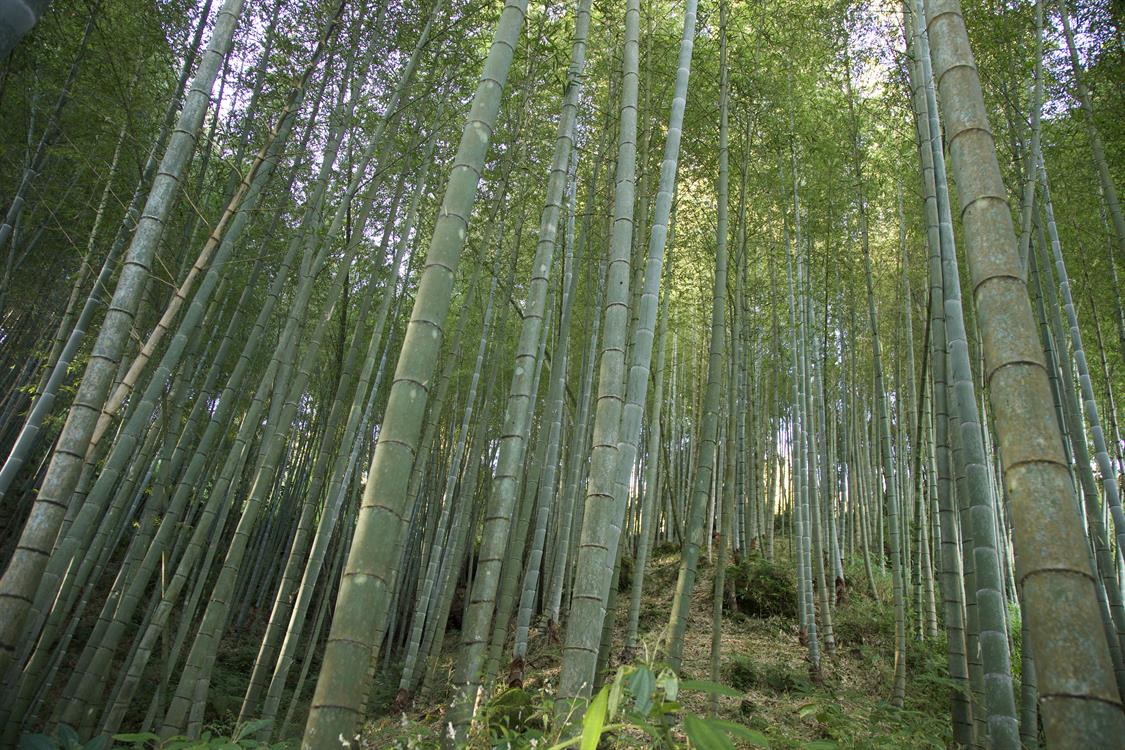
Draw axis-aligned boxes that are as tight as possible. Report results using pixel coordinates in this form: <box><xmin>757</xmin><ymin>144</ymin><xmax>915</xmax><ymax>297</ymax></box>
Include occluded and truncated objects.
<box><xmin>19</xmin><ymin>724</ymin><xmax>109</xmax><ymax>750</ymax></box>
<box><xmin>557</xmin><ymin>662</ymin><xmax>771</xmax><ymax>750</ymax></box>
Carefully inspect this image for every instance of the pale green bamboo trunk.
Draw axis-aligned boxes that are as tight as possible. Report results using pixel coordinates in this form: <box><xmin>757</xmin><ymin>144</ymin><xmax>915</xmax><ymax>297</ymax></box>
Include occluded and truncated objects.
<box><xmin>557</xmin><ymin>0</ymin><xmax>640</xmax><ymax>710</ymax></box>
<box><xmin>303</xmin><ymin>1</ymin><xmax>529</xmax><ymax>743</ymax></box>
<box><xmin>923</xmin><ymin>0</ymin><xmax>1125</xmax><ymax>743</ymax></box>
<box><xmin>449</xmin><ymin>0</ymin><xmax>591</xmax><ymax>726</ymax></box>
<box><xmin>660</xmin><ymin>16</ymin><xmax>730</xmax><ymax>673</ymax></box>
<box><xmin>0</xmin><ymin>0</ymin><xmax>247</xmax><ymax>675</ymax></box>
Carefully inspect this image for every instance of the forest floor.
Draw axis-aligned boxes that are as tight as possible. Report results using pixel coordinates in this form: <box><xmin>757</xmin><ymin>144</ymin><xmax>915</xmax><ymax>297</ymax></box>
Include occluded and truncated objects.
<box><xmin>352</xmin><ymin>545</ymin><xmax>959</xmax><ymax>749</ymax></box>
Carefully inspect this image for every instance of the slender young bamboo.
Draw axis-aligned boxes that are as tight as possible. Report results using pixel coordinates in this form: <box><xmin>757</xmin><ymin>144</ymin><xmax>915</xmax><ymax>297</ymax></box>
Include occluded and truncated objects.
<box><xmin>857</xmin><ymin>144</ymin><xmax>907</xmax><ymax>710</ymax></box>
<box><xmin>557</xmin><ymin>0</ymin><xmax>640</xmax><ymax>709</ymax></box>
<box><xmin>661</xmin><ymin>10</ymin><xmax>729</xmax><ymax>671</ymax></box>
<box><xmin>607</xmin><ymin>0</ymin><xmax>698</xmax><ymax>664</ymax></box>
<box><xmin>511</xmin><ymin>143</ymin><xmax>584</xmax><ymax>681</ymax></box>
<box><xmin>450</xmin><ymin>0</ymin><xmax>591</xmax><ymax>727</ymax></box>
<box><xmin>905</xmin><ymin>3</ymin><xmax>973</xmax><ymax>739</ymax></box>
<box><xmin>709</xmin><ymin>1</ymin><xmax>732</xmax><ymax>712</ymax></box>
<box><xmin>624</xmin><ymin>259</ymin><xmax>673</xmax><ymax>655</ymax></box>
<box><xmin>545</xmin><ymin>244</ymin><xmax>604</xmax><ymax>632</ymax></box>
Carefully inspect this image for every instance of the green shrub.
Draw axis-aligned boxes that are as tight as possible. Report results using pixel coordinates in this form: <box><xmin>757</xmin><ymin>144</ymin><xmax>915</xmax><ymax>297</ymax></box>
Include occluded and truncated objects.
<box><xmin>841</xmin><ymin>556</ymin><xmax>891</xmax><ymax>602</ymax></box>
<box><xmin>726</xmin><ymin>555</ymin><xmax>798</xmax><ymax>619</ymax></box>
<box><xmin>725</xmin><ymin>654</ymin><xmax>811</xmax><ymax>694</ymax></box>
<box><xmin>486</xmin><ymin>687</ymin><xmax>538</xmax><ymax>734</ymax></box>
<box><xmin>833</xmin><ymin>596</ymin><xmax>894</xmax><ymax>648</ymax></box>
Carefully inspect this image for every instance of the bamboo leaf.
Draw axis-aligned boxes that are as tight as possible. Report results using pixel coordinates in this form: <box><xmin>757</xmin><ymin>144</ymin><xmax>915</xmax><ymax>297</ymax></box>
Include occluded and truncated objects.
<box><xmin>18</xmin><ymin>735</ymin><xmax>57</xmax><ymax>750</ymax></box>
<box><xmin>608</xmin><ymin>667</ymin><xmax>626</xmax><ymax>720</ymax></box>
<box><xmin>683</xmin><ymin>715</ymin><xmax>735</xmax><ymax>750</ymax></box>
<box><xmin>629</xmin><ymin>666</ymin><xmax>656</xmax><ymax>716</ymax></box>
<box><xmin>707</xmin><ymin>719</ymin><xmax>771</xmax><ymax>748</ymax></box>
<box><xmin>232</xmin><ymin>720</ymin><xmax>271</xmax><ymax>743</ymax></box>
<box><xmin>579</xmin><ymin>686</ymin><xmax>609</xmax><ymax>750</ymax></box>
<box><xmin>656</xmin><ymin>668</ymin><xmax>679</xmax><ymax>701</ymax></box>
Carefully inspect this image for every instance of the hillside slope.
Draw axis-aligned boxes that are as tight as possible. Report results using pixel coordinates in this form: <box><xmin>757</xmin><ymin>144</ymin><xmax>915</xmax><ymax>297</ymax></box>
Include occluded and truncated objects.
<box><xmin>359</xmin><ymin>548</ymin><xmax>958</xmax><ymax>749</ymax></box>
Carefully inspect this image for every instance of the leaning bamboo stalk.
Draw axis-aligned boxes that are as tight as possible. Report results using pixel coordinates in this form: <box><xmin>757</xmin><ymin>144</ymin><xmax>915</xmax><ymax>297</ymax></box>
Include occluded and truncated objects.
<box><xmin>923</xmin><ymin>0</ymin><xmax>1125</xmax><ymax>743</ymax></box>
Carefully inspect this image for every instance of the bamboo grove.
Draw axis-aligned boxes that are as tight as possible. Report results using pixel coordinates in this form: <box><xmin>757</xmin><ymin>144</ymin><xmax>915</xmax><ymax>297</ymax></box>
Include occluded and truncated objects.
<box><xmin>0</xmin><ymin>0</ymin><xmax>1122</xmax><ymax>746</ymax></box>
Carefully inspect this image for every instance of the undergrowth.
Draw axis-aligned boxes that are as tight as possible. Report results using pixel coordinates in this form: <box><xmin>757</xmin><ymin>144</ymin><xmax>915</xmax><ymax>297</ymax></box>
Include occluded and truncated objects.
<box><xmin>86</xmin><ymin>546</ymin><xmax>955</xmax><ymax>749</ymax></box>
<box><xmin>725</xmin><ymin>555</ymin><xmax>798</xmax><ymax>619</ymax></box>
<box><xmin>361</xmin><ymin>550</ymin><xmax>954</xmax><ymax>749</ymax></box>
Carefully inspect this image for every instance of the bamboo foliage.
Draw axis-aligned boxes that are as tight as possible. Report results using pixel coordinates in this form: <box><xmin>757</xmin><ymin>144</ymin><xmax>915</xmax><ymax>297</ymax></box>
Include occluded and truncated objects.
<box><xmin>0</xmin><ymin>0</ymin><xmax>1122</xmax><ymax>746</ymax></box>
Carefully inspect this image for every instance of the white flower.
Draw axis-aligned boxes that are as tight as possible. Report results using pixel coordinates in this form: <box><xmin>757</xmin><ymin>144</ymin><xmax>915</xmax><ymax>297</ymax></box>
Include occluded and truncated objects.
<box><xmin>446</xmin><ymin>723</ymin><xmax>456</xmax><ymax>741</ymax></box>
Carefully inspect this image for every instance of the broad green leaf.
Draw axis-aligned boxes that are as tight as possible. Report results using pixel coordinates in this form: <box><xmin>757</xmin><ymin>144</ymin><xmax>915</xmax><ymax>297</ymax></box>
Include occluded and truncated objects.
<box><xmin>608</xmin><ymin>666</ymin><xmax>626</xmax><ymax>720</ymax></box>
<box><xmin>707</xmin><ymin>719</ymin><xmax>771</xmax><ymax>748</ymax></box>
<box><xmin>683</xmin><ymin>715</ymin><xmax>735</xmax><ymax>750</ymax></box>
<box><xmin>628</xmin><ymin>666</ymin><xmax>655</xmax><ymax>716</ymax></box>
<box><xmin>233</xmin><ymin>720</ymin><xmax>271</xmax><ymax>743</ymax></box>
<box><xmin>81</xmin><ymin>736</ymin><xmax>110</xmax><ymax>750</ymax></box>
<box><xmin>579</xmin><ymin>686</ymin><xmax>609</xmax><ymax>750</ymax></box>
<box><xmin>679</xmin><ymin>679</ymin><xmax>743</xmax><ymax>697</ymax></box>
<box><xmin>656</xmin><ymin>669</ymin><xmax>679</xmax><ymax>701</ymax></box>
<box><xmin>112</xmin><ymin>734</ymin><xmax>160</xmax><ymax>746</ymax></box>
<box><xmin>18</xmin><ymin>734</ymin><xmax>57</xmax><ymax>750</ymax></box>
<box><xmin>161</xmin><ymin>739</ymin><xmax>196</xmax><ymax>750</ymax></box>
<box><xmin>797</xmin><ymin>701</ymin><xmax>819</xmax><ymax>719</ymax></box>
<box><xmin>57</xmin><ymin>725</ymin><xmax>80</xmax><ymax>750</ymax></box>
